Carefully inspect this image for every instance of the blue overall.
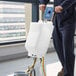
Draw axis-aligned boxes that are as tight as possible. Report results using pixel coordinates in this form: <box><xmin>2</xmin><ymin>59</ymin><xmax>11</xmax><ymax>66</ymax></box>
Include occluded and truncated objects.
<box><xmin>39</xmin><ymin>0</ymin><xmax>76</xmax><ymax>76</ymax></box>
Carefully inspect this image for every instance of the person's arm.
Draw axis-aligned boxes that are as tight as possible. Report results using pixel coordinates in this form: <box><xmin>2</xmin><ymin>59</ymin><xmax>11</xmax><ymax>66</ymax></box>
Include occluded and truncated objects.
<box><xmin>39</xmin><ymin>0</ymin><xmax>49</xmax><ymax>12</ymax></box>
<box><xmin>39</xmin><ymin>0</ymin><xmax>49</xmax><ymax>5</ymax></box>
<box><xmin>55</xmin><ymin>0</ymin><xmax>76</xmax><ymax>13</ymax></box>
<box><xmin>60</xmin><ymin>0</ymin><xmax>76</xmax><ymax>11</ymax></box>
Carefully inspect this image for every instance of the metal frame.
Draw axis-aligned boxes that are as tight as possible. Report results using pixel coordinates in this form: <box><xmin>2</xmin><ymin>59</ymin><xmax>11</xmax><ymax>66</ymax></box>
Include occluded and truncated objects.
<box><xmin>2</xmin><ymin>0</ymin><xmax>39</xmax><ymax>3</ymax></box>
<box><xmin>0</xmin><ymin>0</ymin><xmax>54</xmax><ymax>45</ymax></box>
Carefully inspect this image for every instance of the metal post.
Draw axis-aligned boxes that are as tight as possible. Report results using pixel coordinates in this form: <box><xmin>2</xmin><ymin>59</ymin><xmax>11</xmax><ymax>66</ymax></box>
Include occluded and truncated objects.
<box><xmin>32</xmin><ymin>3</ymin><xmax>39</xmax><ymax>22</ymax></box>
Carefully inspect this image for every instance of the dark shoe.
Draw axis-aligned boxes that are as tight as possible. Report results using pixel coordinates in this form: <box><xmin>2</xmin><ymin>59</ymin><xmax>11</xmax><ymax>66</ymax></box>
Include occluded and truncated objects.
<box><xmin>57</xmin><ymin>68</ymin><xmax>64</xmax><ymax>76</ymax></box>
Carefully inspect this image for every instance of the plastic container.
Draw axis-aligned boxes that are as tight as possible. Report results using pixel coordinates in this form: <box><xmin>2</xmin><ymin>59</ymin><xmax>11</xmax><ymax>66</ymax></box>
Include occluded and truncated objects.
<box><xmin>25</xmin><ymin>21</ymin><xmax>53</xmax><ymax>58</ymax></box>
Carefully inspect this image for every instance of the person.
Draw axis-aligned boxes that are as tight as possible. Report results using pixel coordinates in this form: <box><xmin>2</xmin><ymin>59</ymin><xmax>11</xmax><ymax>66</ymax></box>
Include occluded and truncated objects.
<box><xmin>39</xmin><ymin>0</ymin><xmax>76</xmax><ymax>76</ymax></box>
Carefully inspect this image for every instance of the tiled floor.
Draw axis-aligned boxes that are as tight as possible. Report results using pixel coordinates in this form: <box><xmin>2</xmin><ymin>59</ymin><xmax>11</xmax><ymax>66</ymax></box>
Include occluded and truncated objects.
<box><xmin>0</xmin><ymin>52</ymin><xmax>60</xmax><ymax>76</ymax></box>
<box><xmin>0</xmin><ymin>50</ymin><xmax>76</xmax><ymax>76</ymax></box>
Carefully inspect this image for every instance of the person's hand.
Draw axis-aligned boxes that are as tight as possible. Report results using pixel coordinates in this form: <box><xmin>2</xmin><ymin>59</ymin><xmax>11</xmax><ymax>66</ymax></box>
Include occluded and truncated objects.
<box><xmin>39</xmin><ymin>4</ymin><xmax>46</xmax><ymax>12</ymax></box>
<box><xmin>55</xmin><ymin>6</ymin><xmax>63</xmax><ymax>13</ymax></box>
